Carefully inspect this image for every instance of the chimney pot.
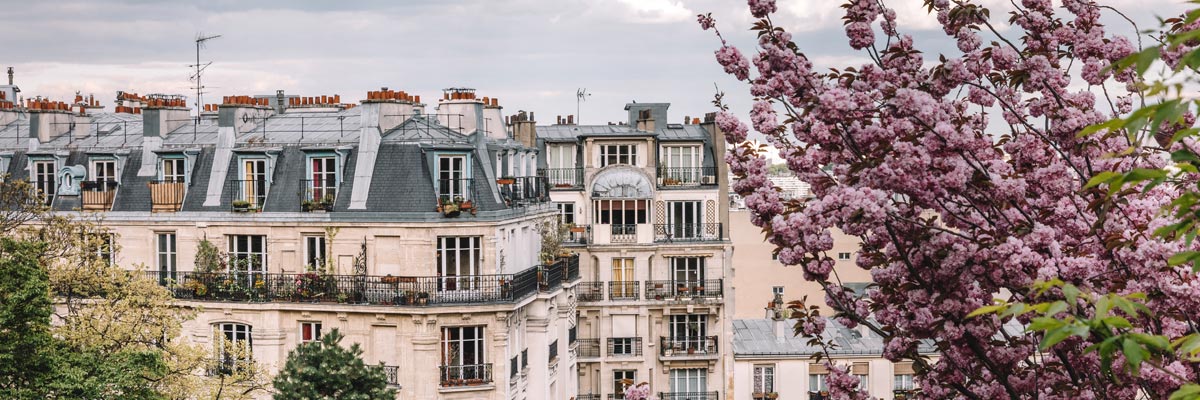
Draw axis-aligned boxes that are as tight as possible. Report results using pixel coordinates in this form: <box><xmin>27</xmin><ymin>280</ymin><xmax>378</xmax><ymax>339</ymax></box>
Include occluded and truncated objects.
<box><xmin>414</xmin><ymin>95</ymin><xmax>420</xmax><ymax>104</ymax></box>
<box><xmin>567</xmin><ymin>115</ymin><xmax>574</xmax><ymax>125</ymax></box>
<box><xmin>6</xmin><ymin>66</ymin><xmax>12</xmax><ymax>85</ymax></box>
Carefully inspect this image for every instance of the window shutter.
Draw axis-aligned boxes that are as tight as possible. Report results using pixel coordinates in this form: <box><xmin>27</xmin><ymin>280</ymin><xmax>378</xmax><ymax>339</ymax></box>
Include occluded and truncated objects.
<box><xmin>894</xmin><ymin>362</ymin><xmax>915</xmax><ymax>375</ymax></box>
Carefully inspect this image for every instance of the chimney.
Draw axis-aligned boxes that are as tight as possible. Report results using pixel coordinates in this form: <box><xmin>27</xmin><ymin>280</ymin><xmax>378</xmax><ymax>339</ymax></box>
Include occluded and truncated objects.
<box><xmin>511</xmin><ymin>111</ymin><xmax>537</xmax><ymax>148</ymax></box>
<box><xmin>435</xmin><ymin>88</ymin><xmax>485</xmax><ymax>136</ymax></box>
<box><xmin>6</xmin><ymin>67</ymin><xmax>11</xmax><ymax>85</ymax></box>
<box><xmin>348</xmin><ymin>87</ymin><xmax>416</xmax><ymax>209</ymax></box>
<box><xmin>482</xmin><ymin>97</ymin><xmax>506</xmax><ymax>139</ymax></box>
<box><xmin>142</xmin><ymin>95</ymin><xmax>190</xmax><ymax>138</ymax></box>
<box><xmin>27</xmin><ymin>99</ymin><xmax>77</xmax><ymax>146</ymax></box>
<box><xmin>767</xmin><ymin>291</ymin><xmax>789</xmax><ymax>342</ymax></box>
<box><xmin>567</xmin><ymin>114</ymin><xmax>574</xmax><ymax>125</ymax></box>
<box><xmin>625</xmin><ymin>102</ymin><xmax>668</xmax><ymax>132</ymax></box>
<box><xmin>701</xmin><ymin>111</ymin><xmax>729</xmax><ymax>239</ymax></box>
<box><xmin>635</xmin><ymin>109</ymin><xmax>655</xmax><ymax>132</ymax></box>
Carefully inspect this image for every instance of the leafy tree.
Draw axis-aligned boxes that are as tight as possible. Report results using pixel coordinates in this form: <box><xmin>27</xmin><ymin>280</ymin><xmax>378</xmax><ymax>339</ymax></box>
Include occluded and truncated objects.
<box><xmin>0</xmin><ymin>238</ymin><xmax>54</xmax><ymax>398</ymax></box>
<box><xmin>273</xmin><ymin>329</ymin><xmax>396</xmax><ymax>400</ymax></box>
<box><xmin>701</xmin><ymin>1</ymin><xmax>1200</xmax><ymax>399</ymax></box>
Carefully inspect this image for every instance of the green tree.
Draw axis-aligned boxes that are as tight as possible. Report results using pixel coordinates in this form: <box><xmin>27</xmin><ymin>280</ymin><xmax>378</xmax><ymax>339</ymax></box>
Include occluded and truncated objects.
<box><xmin>0</xmin><ymin>238</ymin><xmax>54</xmax><ymax>399</ymax></box>
<box><xmin>273</xmin><ymin>329</ymin><xmax>396</xmax><ymax>400</ymax></box>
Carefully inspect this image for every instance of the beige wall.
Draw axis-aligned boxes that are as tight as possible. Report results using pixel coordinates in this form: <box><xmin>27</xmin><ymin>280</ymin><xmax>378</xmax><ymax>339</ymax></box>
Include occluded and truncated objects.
<box><xmin>732</xmin><ymin>356</ymin><xmax>924</xmax><ymax>400</ymax></box>
<box><xmin>729</xmin><ymin>209</ymin><xmax>870</xmax><ymax>318</ymax></box>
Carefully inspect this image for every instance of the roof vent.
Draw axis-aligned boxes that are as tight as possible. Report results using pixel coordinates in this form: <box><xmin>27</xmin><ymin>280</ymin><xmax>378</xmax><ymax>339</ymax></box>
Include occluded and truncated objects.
<box><xmin>666</xmin><ymin>123</ymin><xmax>684</xmax><ymax>129</ymax></box>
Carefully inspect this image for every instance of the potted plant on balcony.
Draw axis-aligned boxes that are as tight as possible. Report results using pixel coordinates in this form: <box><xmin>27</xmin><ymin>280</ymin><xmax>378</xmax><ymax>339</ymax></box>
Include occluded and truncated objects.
<box><xmin>416</xmin><ymin>291</ymin><xmax>429</xmax><ymax>305</ymax></box>
<box><xmin>497</xmin><ymin>176</ymin><xmax>516</xmax><ymax>185</ymax></box>
<box><xmin>381</xmin><ymin>274</ymin><xmax>400</xmax><ymax>284</ymax></box>
<box><xmin>752</xmin><ymin>392</ymin><xmax>766</xmax><ymax>400</ymax></box>
<box><xmin>439</xmin><ymin>196</ymin><xmax>464</xmax><ymax>218</ymax></box>
<box><xmin>232</xmin><ymin>199</ymin><xmax>253</xmax><ymax>212</ymax></box>
<box><xmin>766</xmin><ymin>392</ymin><xmax>779</xmax><ymax>399</ymax></box>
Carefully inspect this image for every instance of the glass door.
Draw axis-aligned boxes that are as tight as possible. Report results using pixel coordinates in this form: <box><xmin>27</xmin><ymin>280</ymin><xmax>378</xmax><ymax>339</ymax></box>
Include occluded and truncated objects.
<box><xmin>667</xmin><ymin>201</ymin><xmax>702</xmax><ymax>239</ymax></box>
<box><xmin>243</xmin><ymin>159</ymin><xmax>267</xmax><ymax>208</ymax></box>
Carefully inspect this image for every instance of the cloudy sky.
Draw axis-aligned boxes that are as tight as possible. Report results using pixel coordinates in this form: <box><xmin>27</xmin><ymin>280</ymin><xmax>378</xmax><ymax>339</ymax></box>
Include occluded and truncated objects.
<box><xmin>0</xmin><ymin>0</ymin><xmax>1189</xmax><ymax>130</ymax></box>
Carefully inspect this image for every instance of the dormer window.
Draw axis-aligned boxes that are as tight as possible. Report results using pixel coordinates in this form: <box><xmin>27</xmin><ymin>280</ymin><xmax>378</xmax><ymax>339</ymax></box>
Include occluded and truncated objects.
<box><xmin>600</xmin><ymin>144</ymin><xmax>636</xmax><ymax>167</ymax></box>
<box><xmin>151</xmin><ymin>155</ymin><xmax>188</xmax><ymax>212</ymax></box>
<box><xmin>437</xmin><ymin>154</ymin><xmax>470</xmax><ymax>201</ymax></box>
<box><xmin>235</xmin><ymin>158</ymin><xmax>269</xmax><ymax>210</ymax></box>
<box><xmin>161</xmin><ymin>157</ymin><xmax>186</xmax><ymax>183</ymax></box>
<box><xmin>302</xmin><ymin>155</ymin><xmax>338</xmax><ymax>212</ymax></box>
<box><xmin>82</xmin><ymin>158</ymin><xmax>119</xmax><ymax>211</ymax></box>
<box><xmin>659</xmin><ymin>145</ymin><xmax>703</xmax><ymax>186</ymax></box>
<box><xmin>31</xmin><ymin>160</ymin><xmax>56</xmax><ymax>205</ymax></box>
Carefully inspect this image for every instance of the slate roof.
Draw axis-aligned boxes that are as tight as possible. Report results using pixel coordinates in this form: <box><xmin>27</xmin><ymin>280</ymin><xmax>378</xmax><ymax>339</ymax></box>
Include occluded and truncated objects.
<box><xmin>732</xmin><ymin>318</ymin><xmax>938</xmax><ymax>357</ymax></box>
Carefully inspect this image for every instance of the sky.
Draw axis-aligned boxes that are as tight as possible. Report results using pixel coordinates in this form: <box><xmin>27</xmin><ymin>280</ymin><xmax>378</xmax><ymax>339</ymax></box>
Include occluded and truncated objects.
<box><xmin>0</xmin><ymin>0</ymin><xmax>1190</xmax><ymax>134</ymax></box>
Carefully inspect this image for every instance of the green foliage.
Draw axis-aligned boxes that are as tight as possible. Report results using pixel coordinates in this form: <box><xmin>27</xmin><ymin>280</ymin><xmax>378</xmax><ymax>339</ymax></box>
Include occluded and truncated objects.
<box><xmin>195</xmin><ymin>239</ymin><xmax>224</xmax><ymax>273</ymax></box>
<box><xmin>273</xmin><ymin>329</ymin><xmax>396</xmax><ymax>400</ymax></box>
<box><xmin>0</xmin><ymin>239</ymin><xmax>54</xmax><ymax>398</ymax></box>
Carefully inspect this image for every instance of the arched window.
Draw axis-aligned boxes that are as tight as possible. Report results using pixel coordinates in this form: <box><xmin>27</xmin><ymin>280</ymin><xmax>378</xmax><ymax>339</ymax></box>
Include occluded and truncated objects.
<box><xmin>212</xmin><ymin>323</ymin><xmax>253</xmax><ymax>375</ymax></box>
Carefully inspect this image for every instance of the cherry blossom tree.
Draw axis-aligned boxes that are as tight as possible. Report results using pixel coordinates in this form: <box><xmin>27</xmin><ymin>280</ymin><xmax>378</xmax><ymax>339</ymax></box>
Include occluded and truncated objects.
<box><xmin>701</xmin><ymin>1</ymin><xmax>1200</xmax><ymax>399</ymax></box>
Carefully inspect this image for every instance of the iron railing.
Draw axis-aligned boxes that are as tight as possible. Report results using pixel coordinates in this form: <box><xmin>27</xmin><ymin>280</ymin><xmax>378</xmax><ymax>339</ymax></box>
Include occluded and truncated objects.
<box><xmin>577</xmin><ymin>394</ymin><xmax>602</xmax><ymax>400</ymax></box>
<box><xmin>657</xmin><ymin>166</ymin><xmax>717</xmax><ymax>187</ymax></box>
<box><xmin>660</xmin><ymin>336</ymin><xmax>719</xmax><ymax>357</ymax></box>
<box><xmin>542</xmin><ymin>260</ymin><xmax>564</xmax><ymax>291</ymax></box>
<box><xmin>578</xmin><ymin>282</ymin><xmax>605</xmax><ymax>302</ymax></box>
<box><xmin>566</xmin><ymin>254</ymin><xmax>580</xmax><ymax>281</ymax></box>
<box><xmin>549</xmin><ymin>340</ymin><xmax>559</xmax><ymax>361</ymax></box>
<box><xmin>540</xmin><ymin>167</ymin><xmax>584</xmax><ymax>189</ymax></box>
<box><xmin>498</xmin><ymin>176</ymin><xmax>549</xmax><ymax>204</ymax></box>
<box><xmin>382</xmin><ymin>365</ymin><xmax>399</xmax><ymax>386</ymax></box>
<box><xmin>607</xmin><ymin>337</ymin><xmax>642</xmax><ymax>357</ymax></box>
<box><xmin>439</xmin><ymin>363</ymin><xmax>492</xmax><ymax>387</ymax></box>
<box><xmin>809</xmin><ymin>392</ymin><xmax>830</xmax><ymax>400</ymax></box>
<box><xmin>227</xmin><ymin>179</ymin><xmax>268</xmax><ymax>212</ymax></box>
<box><xmin>659</xmin><ymin>392</ymin><xmax>720</xmax><ymax>400</ymax></box>
<box><xmin>145</xmin><ymin>270</ymin><xmax>178</xmax><ymax>287</ymax></box>
<box><xmin>80</xmin><ymin>180</ymin><xmax>118</xmax><ymax>211</ymax></box>
<box><xmin>569</xmin><ymin>326</ymin><xmax>577</xmax><ymax>345</ymax></box>
<box><xmin>645</xmin><ymin>279</ymin><xmax>723</xmax><ymax>300</ymax></box>
<box><xmin>653</xmin><ymin>223</ymin><xmax>723</xmax><ymax>242</ymax></box>
<box><xmin>148</xmin><ymin>179</ymin><xmax>186</xmax><ymax>212</ymax></box>
<box><xmin>167</xmin><ymin>256</ymin><xmax>577</xmax><ymax>305</ymax></box>
<box><xmin>564</xmin><ymin>225</ymin><xmax>591</xmax><ymax>245</ymax></box>
<box><xmin>609</xmin><ymin>281</ymin><xmax>639</xmax><ymax>301</ymax></box>
<box><xmin>298</xmin><ymin>179</ymin><xmax>337</xmax><ymax>211</ymax></box>
<box><xmin>894</xmin><ymin>390</ymin><xmax>917</xmax><ymax>400</ymax></box>
<box><xmin>611</xmin><ymin>224</ymin><xmax>637</xmax><ymax>243</ymax></box>
<box><xmin>576</xmin><ymin>339</ymin><xmax>601</xmax><ymax>358</ymax></box>
<box><xmin>436</xmin><ymin>177</ymin><xmax>474</xmax><ymax>203</ymax></box>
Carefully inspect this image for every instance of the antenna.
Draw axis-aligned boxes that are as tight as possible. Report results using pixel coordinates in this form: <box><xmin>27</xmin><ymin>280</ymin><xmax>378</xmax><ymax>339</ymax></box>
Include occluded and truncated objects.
<box><xmin>190</xmin><ymin>33</ymin><xmax>221</xmax><ymax>140</ymax></box>
<box><xmin>576</xmin><ymin>88</ymin><xmax>591</xmax><ymax>125</ymax></box>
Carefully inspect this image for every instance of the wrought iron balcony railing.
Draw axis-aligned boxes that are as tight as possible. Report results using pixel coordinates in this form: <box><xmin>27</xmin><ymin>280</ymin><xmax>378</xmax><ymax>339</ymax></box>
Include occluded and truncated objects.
<box><xmin>148</xmin><ymin>179</ymin><xmax>186</xmax><ymax>212</ymax></box>
<box><xmin>609</xmin><ymin>281</ymin><xmax>639</xmax><ymax>301</ymax></box>
<box><xmin>577</xmin><ymin>281</ymin><xmax>605</xmax><ymax>302</ymax></box>
<box><xmin>439</xmin><ymin>363</ymin><xmax>492</xmax><ymax>387</ymax></box>
<box><xmin>227</xmin><ymin>179</ymin><xmax>268</xmax><ymax>212</ymax></box>
<box><xmin>645</xmin><ymin>279</ymin><xmax>723</xmax><ymax>300</ymax></box>
<box><xmin>660</xmin><ymin>336</ymin><xmax>719</xmax><ymax>357</ymax></box>
<box><xmin>652</xmin><ymin>223</ymin><xmax>723</xmax><ymax>242</ymax></box>
<box><xmin>298</xmin><ymin>179</ymin><xmax>337</xmax><ymax>212</ymax></box>
<box><xmin>497</xmin><ymin>176</ymin><xmax>549</xmax><ymax>204</ymax></box>
<box><xmin>80</xmin><ymin>180</ymin><xmax>118</xmax><ymax>211</ymax></box>
<box><xmin>576</xmin><ymin>339</ymin><xmax>601</xmax><ymax>358</ymax></box>
<box><xmin>540</xmin><ymin>167</ymin><xmax>584</xmax><ymax>190</ymax></box>
<box><xmin>382</xmin><ymin>365</ymin><xmax>399</xmax><ymax>386</ymax></box>
<box><xmin>657</xmin><ymin>166</ymin><xmax>717</xmax><ymax>187</ymax></box>
<box><xmin>607</xmin><ymin>337</ymin><xmax>642</xmax><ymax>357</ymax></box>
<box><xmin>659</xmin><ymin>392</ymin><xmax>720</xmax><ymax>400</ymax></box>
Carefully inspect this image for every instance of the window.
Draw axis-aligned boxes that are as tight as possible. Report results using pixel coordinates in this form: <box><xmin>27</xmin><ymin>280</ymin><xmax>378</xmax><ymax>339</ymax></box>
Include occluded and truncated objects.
<box><xmin>669</xmin><ymin>368</ymin><xmax>707</xmax><ymax>394</ymax></box>
<box><xmin>228</xmin><ymin>235</ymin><xmax>266</xmax><ymax>285</ymax></box>
<box><xmin>32</xmin><ymin>160</ymin><xmax>55</xmax><ymax>205</ymax></box>
<box><xmin>161</xmin><ymin>157</ymin><xmax>186</xmax><ymax>182</ymax></box>
<box><xmin>437</xmin><ymin>236</ymin><xmax>481</xmax><ymax>291</ymax></box>
<box><xmin>547</xmin><ymin>144</ymin><xmax>575</xmax><ymax>169</ymax></box>
<box><xmin>666</xmin><ymin>201</ymin><xmax>703</xmax><ymax>239</ymax></box>
<box><xmin>304</xmin><ymin>234</ymin><xmax>326</xmax><ymax>271</ymax></box>
<box><xmin>600</xmin><ymin>144</ymin><xmax>636</xmax><ymax>166</ymax></box>
<box><xmin>772</xmin><ymin>286</ymin><xmax>784</xmax><ymax>297</ymax></box>
<box><xmin>671</xmin><ymin>257</ymin><xmax>704</xmax><ymax>285</ymax></box>
<box><xmin>437</xmin><ymin>155</ymin><xmax>468</xmax><ymax>201</ymax></box>
<box><xmin>753</xmin><ymin>365</ymin><xmax>775</xmax><ymax>394</ymax></box>
<box><xmin>214</xmin><ymin>323</ymin><xmax>252</xmax><ymax>373</ymax></box>
<box><xmin>810</xmin><ymin>373</ymin><xmax>828</xmax><ymax>392</ymax></box>
<box><xmin>611</xmin><ymin>337</ymin><xmax>636</xmax><ymax>356</ymax></box>
<box><xmin>308</xmin><ymin>156</ymin><xmax>337</xmax><ymax>201</ymax></box>
<box><xmin>613</xmin><ymin>369</ymin><xmax>636</xmax><ymax>399</ymax></box>
<box><xmin>669</xmin><ymin>315</ymin><xmax>707</xmax><ymax>340</ymax></box>
<box><xmin>239</xmin><ymin>158</ymin><xmax>268</xmax><ymax>207</ymax></box>
<box><xmin>894</xmin><ymin>374</ymin><xmax>915</xmax><ymax>390</ymax></box>
<box><xmin>838</xmin><ymin>252</ymin><xmax>852</xmax><ymax>260</ymax></box>
<box><xmin>441</xmin><ymin>326</ymin><xmax>485</xmax><ymax>377</ymax></box>
<box><xmin>594</xmin><ymin>199</ymin><xmax>648</xmax><ymax>227</ymax></box>
<box><xmin>856</xmin><ymin>374</ymin><xmax>870</xmax><ymax>393</ymax></box>
<box><xmin>660</xmin><ymin>145</ymin><xmax>701</xmax><ymax>184</ymax></box>
<box><xmin>93</xmin><ymin>233</ymin><xmax>115</xmax><ymax>266</ymax></box>
<box><xmin>157</xmin><ymin>232</ymin><xmax>176</xmax><ymax>282</ymax></box>
<box><xmin>555</xmin><ymin>202</ymin><xmax>575</xmax><ymax>225</ymax></box>
<box><xmin>91</xmin><ymin>159</ymin><xmax>117</xmax><ymax>183</ymax></box>
<box><xmin>611</xmin><ymin>258</ymin><xmax>635</xmax><ymax>298</ymax></box>
<box><xmin>548</xmin><ymin>339</ymin><xmax>558</xmax><ymax>361</ymax></box>
<box><xmin>299</xmin><ymin>322</ymin><xmax>322</xmax><ymax>343</ymax></box>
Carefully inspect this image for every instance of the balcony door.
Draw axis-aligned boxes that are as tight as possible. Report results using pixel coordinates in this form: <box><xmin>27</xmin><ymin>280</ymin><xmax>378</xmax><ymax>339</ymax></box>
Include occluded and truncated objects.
<box><xmin>671</xmin><ymin>257</ymin><xmax>705</xmax><ymax>288</ymax></box>
<box><xmin>441</xmin><ymin>326</ymin><xmax>485</xmax><ymax>381</ymax></box>
<box><xmin>669</xmin><ymin>368</ymin><xmax>707</xmax><ymax>395</ymax></box>
<box><xmin>661</xmin><ymin>145</ymin><xmax>700</xmax><ymax>184</ymax></box>
<box><xmin>242</xmin><ymin>159</ymin><xmax>267</xmax><ymax>207</ymax></box>
<box><xmin>228</xmin><ymin>235</ymin><xmax>266</xmax><ymax>285</ymax></box>
<box><xmin>613</xmin><ymin>369</ymin><xmax>636</xmax><ymax>399</ymax></box>
<box><xmin>611</xmin><ymin>258</ymin><xmax>634</xmax><ymax>298</ymax></box>
<box><xmin>309</xmin><ymin>156</ymin><xmax>337</xmax><ymax>201</ymax></box>
<box><xmin>669</xmin><ymin>314</ymin><xmax>707</xmax><ymax>350</ymax></box>
<box><xmin>437</xmin><ymin>236</ymin><xmax>480</xmax><ymax>292</ymax></box>
<box><xmin>667</xmin><ymin>201</ymin><xmax>702</xmax><ymax>239</ymax></box>
<box><xmin>438</xmin><ymin>155</ymin><xmax>468</xmax><ymax>202</ymax></box>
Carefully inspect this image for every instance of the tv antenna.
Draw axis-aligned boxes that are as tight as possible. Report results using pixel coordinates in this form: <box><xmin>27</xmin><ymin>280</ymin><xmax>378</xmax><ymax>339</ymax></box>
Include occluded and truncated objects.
<box><xmin>190</xmin><ymin>33</ymin><xmax>221</xmax><ymax>139</ymax></box>
<box><xmin>576</xmin><ymin>88</ymin><xmax>591</xmax><ymax>124</ymax></box>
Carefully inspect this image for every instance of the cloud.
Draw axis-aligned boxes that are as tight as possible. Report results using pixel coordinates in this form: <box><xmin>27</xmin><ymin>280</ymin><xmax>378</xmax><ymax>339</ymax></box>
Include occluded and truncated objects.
<box><xmin>612</xmin><ymin>0</ymin><xmax>693</xmax><ymax>24</ymax></box>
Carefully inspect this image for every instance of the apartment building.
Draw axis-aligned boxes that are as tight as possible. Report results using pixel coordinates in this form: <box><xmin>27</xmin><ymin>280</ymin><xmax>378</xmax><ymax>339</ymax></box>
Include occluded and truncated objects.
<box><xmin>0</xmin><ymin>83</ymin><xmax>581</xmax><ymax>400</ymax></box>
<box><xmin>532</xmin><ymin>105</ymin><xmax>734</xmax><ymax>400</ymax></box>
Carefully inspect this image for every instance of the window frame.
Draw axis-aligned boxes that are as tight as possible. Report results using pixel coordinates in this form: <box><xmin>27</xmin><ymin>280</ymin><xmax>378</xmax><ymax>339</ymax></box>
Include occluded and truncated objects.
<box><xmin>303</xmin><ymin>234</ymin><xmax>326</xmax><ymax>272</ymax></box>
<box><xmin>214</xmin><ymin>322</ymin><xmax>253</xmax><ymax>373</ymax></box>
<box><xmin>156</xmin><ymin>232</ymin><xmax>176</xmax><ymax>281</ymax></box>
<box><xmin>299</xmin><ymin>321</ymin><xmax>322</xmax><ymax>343</ymax></box>
<box><xmin>436</xmin><ymin>153</ymin><xmax>470</xmax><ymax>201</ymax></box>
<box><xmin>31</xmin><ymin>159</ymin><xmax>56</xmax><ymax>205</ymax></box>
<box><xmin>160</xmin><ymin>156</ymin><xmax>187</xmax><ymax>183</ymax></box>
<box><xmin>600</xmin><ymin>143</ymin><xmax>637</xmax><ymax>167</ymax></box>
<box><xmin>306</xmin><ymin>154</ymin><xmax>339</xmax><ymax>201</ymax></box>
<box><xmin>441</xmin><ymin>325</ymin><xmax>485</xmax><ymax>367</ymax></box>
<box><xmin>437</xmin><ymin>236</ymin><xmax>482</xmax><ymax>291</ymax></box>
<box><xmin>753</xmin><ymin>364</ymin><xmax>776</xmax><ymax>394</ymax></box>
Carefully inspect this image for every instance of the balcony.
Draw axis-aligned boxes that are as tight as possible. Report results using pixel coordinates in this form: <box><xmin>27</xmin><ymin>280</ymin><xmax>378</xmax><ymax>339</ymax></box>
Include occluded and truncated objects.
<box><xmin>299</xmin><ymin>179</ymin><xmax>337</xmax><ymax>212</ymax></box>
<box><xmin>659</xmin><ymin>392</ymin><xmax>719</xmax><ymax>400</ymax></box>
<box><xmin>809</xmin><ymin>391</ymin><xmax>830</xmax><ymax>400</ymax></box>
<box><xmin>576</xmin><ymin>338</ymin><xmax>600</xmax><ymax>359</ymax></box>
<box><xmin>607</xmin><ymin>337</ymin><xmax>642</xmax><ymax>357</ymax></box>
<box><xmin>148</xmin><ymin>179</ymin><xmax>185</xmax><ymax>212</ymax></box>
<box><xmin>578</xmin><ymin>281</ymin><xmax>605</xmax><ymax>302</ymax></box>
<box><xmin>609</xmin><ymin>281</ymin><xmax>639</xmax><ymax>301</ymax></box>
<box><xmin>497</xmin><ymin>176</ymin><xmax>549</xmax><ymax>205</ymax></box>
<box><xmin>659</xmin><ymin>336</ymin><xmax>719</xmax><ymax>359</ymax></box>
<box><xmin>657</xmin><ymin>166</ymin><xmax>717</xmax><ymax>187</ymax></box>
<box><xmin>576</xmin><ymin>394</ymin><xmax>602</xmax><ymax>400</ymax></box>
<box><xmin>436</xmin><ymin>177</ymin><xmax>475</xmax><ymax>205</ymax></box>
<box><xmin>165</xmin><ymin>255</ymin><xmax>578</xmax><ymax>306</ymax></box>
<box><xmin>652</xmin><ymin>223</ymin><xmax>723</xmax><ymax>243</ymax></box>
<box><xmin>564</xmin><ymin>225</ymin><xmax>591</xmax><ymax>245</ymax></box>
<box><xmin>382</xmin><ymin>365</ymin><xmax>399</xmax><ymax>387</ymax></box>
<box><xmin>611</xmin><ymin>224</ymin><xmax>637</xmax><ymax>243</ymax></box>
<box><xmin>439</xmin><ymin>363</ymin><xmax>492</xmax><ymax>387</ymax></box>
<box><xmin>540</xmin><ymin>167</ymin><xmax>583</xmax><ymax>190</ymax></box>
<box><xmin>227</xmin><ymin>179</ymin><xmax>268</xmax><ymax>212</ymax></box>
<box><xmin>645</xmin><ymin>279</ymin><xmax>723</xmax><ymax>301</ymax></box>
<box><xmin>894</xmin><ymin>390</ymin><xmax>917</xmax><ymax>400</ymax></box>
<box><xmin>751</xmin><ymin>393</ymin><xmax>780</xmax><ymax>400</ymax></box>
<box><xmin>80</xmin><ymin>180</ymin><xmax>118</xmax><ymax>211</ymax></box>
